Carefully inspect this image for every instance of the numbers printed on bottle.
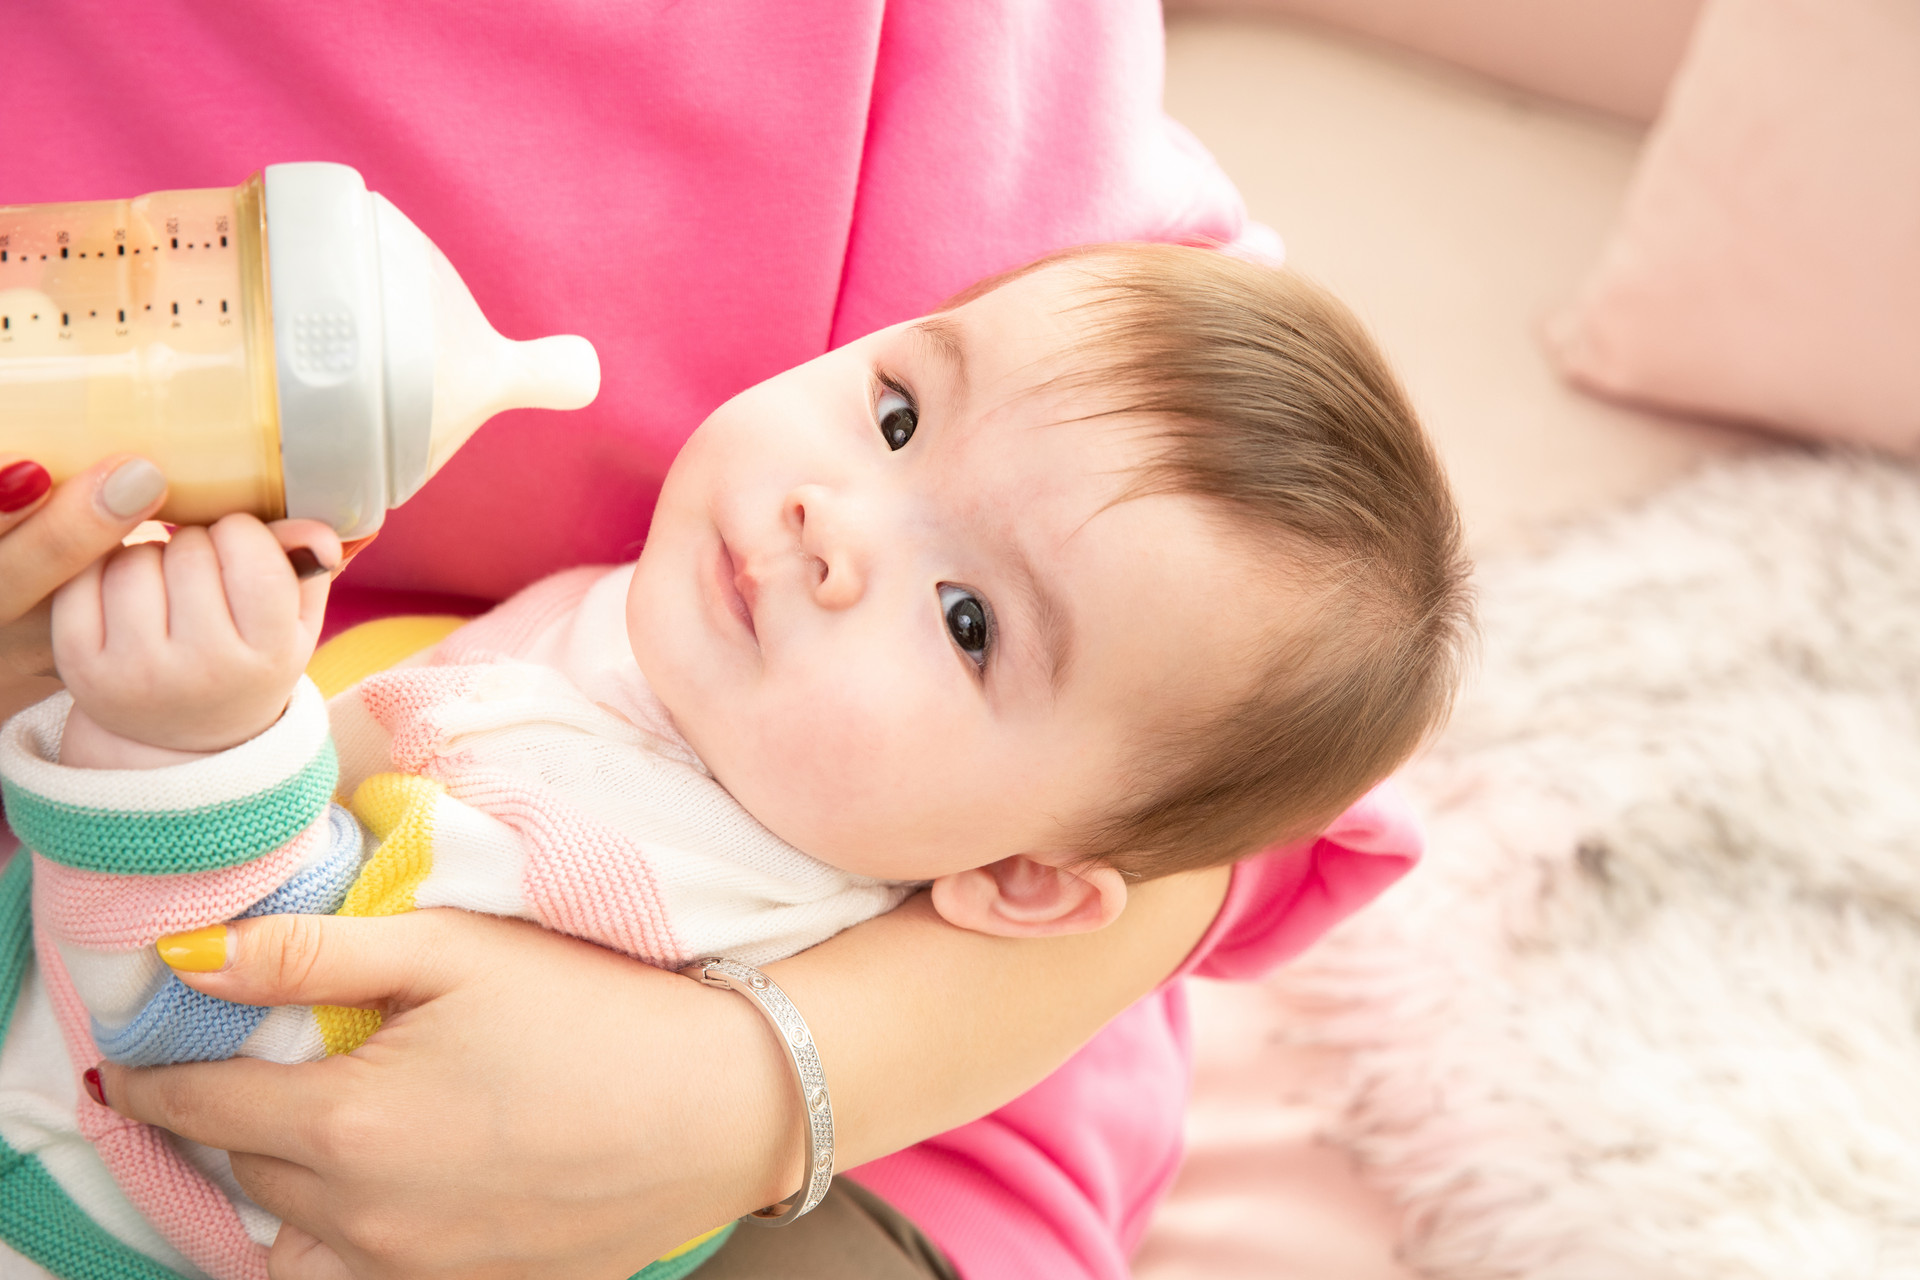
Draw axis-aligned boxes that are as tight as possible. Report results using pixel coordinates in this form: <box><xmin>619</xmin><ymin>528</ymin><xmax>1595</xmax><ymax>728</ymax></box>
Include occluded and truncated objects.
<box><xmin>56</xmin><ymin>231</ymin><xmax>69</xmax><ymax>245</ymax></box>
<box><xmin>114</xmin><ymin>228</ymin><xmax>127</xmax><ymax>242</ymax></box>
<box><xmin>165</xmin><ymin>218</ymin><xmax>180</xmax><ymax>235</ymax></box>
<box><xmin>215</xmin><ymin>217</ymin><xmax>230</xmax><ymax>235</ymax></box>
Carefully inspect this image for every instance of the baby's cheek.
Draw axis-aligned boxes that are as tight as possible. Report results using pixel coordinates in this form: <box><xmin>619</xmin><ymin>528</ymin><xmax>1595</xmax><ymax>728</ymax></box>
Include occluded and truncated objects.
<box><xmin>741</xmin><ymin>685</ymin><xmax>949</xmax><ymax>862</ymax></box>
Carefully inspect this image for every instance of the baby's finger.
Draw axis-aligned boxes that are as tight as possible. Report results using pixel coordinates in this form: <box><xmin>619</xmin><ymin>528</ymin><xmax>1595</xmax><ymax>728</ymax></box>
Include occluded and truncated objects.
<box><xmin>207</xmin><ymin>514</ymin><xmax>302</xmax><ymax>653</ymax></box>
<box><xmin>160</xmin><ymin>525</ymin><xmax>241</xmax><ymax>650</ymax></box>
<box><xmin>48</xmin><ymin>557</ymin><xmax>107</xmax><ymax>673</ymax></box>
<box><xmin>267</xmin><ymin>519</ymin><xmax>343</xmax><ymax>639</ymax></box>
<box><xmin>97</xmin><ymin>541</ymin><xmax>170</xmax><ymax>652</ymax></box>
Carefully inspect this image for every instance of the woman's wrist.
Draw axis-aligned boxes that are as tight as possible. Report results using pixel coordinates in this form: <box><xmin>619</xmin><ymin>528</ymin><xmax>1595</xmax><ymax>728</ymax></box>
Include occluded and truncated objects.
<box><xmin>676</xmin><ymin>963</ymin><xmax>812</xmax><ymax>1215</ymax></box>
<box><xmin>761</xmin><ymin>868</ymin><xmax>1232</xmax><ymax>1174</ymax></box>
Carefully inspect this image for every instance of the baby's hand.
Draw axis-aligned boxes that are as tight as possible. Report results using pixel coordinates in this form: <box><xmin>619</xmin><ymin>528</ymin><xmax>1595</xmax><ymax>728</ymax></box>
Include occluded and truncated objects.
<box><xmin>52</xmin><ymin>515</ymin><xmax>339</xmax><ymax>764</ymax></box>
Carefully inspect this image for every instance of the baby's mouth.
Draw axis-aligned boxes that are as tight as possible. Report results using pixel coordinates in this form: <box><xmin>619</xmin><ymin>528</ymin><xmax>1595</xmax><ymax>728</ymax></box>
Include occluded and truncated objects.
<box><xmin>718</xmin><ymin>536</ymin><xmax>758</xmax><ymax>642</ymax></box>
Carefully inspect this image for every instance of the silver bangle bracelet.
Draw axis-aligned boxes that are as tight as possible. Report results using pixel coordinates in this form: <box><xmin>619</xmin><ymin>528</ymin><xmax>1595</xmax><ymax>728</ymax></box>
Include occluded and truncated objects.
<box><xmin>680</xmin><ymin>957</ymin><xmax>835</xmax><ymax>1225</ymax></box>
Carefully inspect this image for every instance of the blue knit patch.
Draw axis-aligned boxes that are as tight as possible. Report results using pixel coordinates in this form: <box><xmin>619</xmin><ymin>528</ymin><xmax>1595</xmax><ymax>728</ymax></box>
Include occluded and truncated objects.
<box><xmin>93</xmin><ymin>806</ymin><xmax>363</xmax><ymax>1067</ymax></box>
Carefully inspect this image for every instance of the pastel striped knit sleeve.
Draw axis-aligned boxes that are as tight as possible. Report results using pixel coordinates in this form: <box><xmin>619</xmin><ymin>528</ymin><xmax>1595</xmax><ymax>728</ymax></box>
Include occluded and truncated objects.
<box><xmin>0</xmin><ymin>677</ymin><xmax>360</xmax><ymax>1067</ymax></box>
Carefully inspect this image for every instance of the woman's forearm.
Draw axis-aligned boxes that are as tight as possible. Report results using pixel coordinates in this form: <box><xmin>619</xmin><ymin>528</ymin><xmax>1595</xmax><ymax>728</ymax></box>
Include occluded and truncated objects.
<box><xmin>768</xmin><ymin>865</ymin><xmax>1232</xmax><ymax>1179</ymax></box>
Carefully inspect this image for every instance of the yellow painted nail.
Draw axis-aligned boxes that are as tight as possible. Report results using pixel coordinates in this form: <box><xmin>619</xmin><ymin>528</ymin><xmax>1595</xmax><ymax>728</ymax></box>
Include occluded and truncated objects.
<box><xmin>156</xmin><ymin>925</ymin><xmax>231</xmax><ymax>973</ymax></box>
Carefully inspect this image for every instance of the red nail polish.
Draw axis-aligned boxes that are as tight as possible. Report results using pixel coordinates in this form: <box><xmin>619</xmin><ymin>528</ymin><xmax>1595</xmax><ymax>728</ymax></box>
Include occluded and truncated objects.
<box><xmin>83</xmin><ymin>1066</ymin><xmax>107</xmax><ymax>1108</ymax></box>
<box><xmin>0</xmin><ymin>460</ymin><xmax>52</xmax><ymax>514</ymax></box>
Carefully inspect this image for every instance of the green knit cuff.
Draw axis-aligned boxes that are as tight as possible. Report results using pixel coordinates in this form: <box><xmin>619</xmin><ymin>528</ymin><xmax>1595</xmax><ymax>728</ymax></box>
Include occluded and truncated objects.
<box><xmin>0</xmin><ymin>680</ymin><xmax>340</xmax><ymax>875</ymax></box>
<box><xmin>631</xmin><ymin>1223</ymin><xmax>736</xmax><ymax>1280</ymax></box>
<box><xmin>2</xmin><ymin>740</ymin><xmax>338</xmax><ymax>874</ymax></box>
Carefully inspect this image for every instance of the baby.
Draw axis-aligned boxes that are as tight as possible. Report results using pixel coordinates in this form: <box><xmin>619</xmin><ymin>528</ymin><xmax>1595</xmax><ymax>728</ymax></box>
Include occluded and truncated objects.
<box><xmin>0</xmin><ymin>244</ymin><xmax>1471</xmax><ymax>1279</ymax></box>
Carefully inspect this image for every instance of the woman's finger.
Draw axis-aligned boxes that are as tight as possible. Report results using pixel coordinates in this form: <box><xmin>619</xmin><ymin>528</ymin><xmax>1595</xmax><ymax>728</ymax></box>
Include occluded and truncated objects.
<box><xmin>157</xmin><ymin>910</ymin><xmax>476</xmax><ymax>1011</ymax></box>
<box><xmin>0</xmin><ymin>457</ymin><xmax>55</xmax><ymax>536</ymax></box>
<box><xmin>0</xmin><ymin>454</ymin><xmax>166</xmax><ymax>625</ymax></box>
<box><xmin>228</xmin><ymin>1150</ymin><xmax>332</xmax><ymax>1236</ymax></box>
<box><xmin>268</xmin><ymin>1222</ymin><xmax>358</xmax><ymax>1280</ymax></box>
<box><xmin>92</xmin><ymin>1055</ymin><xmax>337</xmax><ymax>1158</ymax></box>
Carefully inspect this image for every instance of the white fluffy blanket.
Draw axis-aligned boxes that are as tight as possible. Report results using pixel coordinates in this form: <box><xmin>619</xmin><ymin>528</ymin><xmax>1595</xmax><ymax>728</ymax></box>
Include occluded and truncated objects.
<box><xmin>1274</xmin><ymin>453</ymin><xmax>1920</xmax><ymax>1279</ymax></box>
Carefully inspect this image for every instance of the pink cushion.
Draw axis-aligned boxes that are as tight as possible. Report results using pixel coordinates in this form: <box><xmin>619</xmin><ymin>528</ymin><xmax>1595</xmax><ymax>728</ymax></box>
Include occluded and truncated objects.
<box><xmin>1166</xmin><ymin>0</ymin><xmax>1704</xmax><ymax>123</ymax></box>
<box><xmin>1545</xmin><ymin>0</ymin><xmax>1920</xmax><ymax>450</ymax></box>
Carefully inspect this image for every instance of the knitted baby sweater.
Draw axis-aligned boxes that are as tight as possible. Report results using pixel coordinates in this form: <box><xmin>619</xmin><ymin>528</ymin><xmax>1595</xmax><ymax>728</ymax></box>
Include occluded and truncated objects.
<box><xmin>0</xmin><ymin>565</ymin><xmax>910</xmax><ymax>1280</ymax></box>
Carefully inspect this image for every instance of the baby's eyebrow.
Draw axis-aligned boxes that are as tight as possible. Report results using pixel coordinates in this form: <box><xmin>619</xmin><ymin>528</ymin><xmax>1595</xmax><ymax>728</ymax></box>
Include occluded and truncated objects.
<box><xmin>1006</xmin><ymin>537</ymin><xmax>1074</xmax><ymax>694</ymax></box>
<box><xmin>910</xmin><ymin>315</ymin><xmax>969</xmax><ymax>402</ymax></box>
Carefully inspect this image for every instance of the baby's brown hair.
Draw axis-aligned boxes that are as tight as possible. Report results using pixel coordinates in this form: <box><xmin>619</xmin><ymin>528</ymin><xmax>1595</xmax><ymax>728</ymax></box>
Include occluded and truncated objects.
<box><xmin>953</xmin><ymin>244</ymin><xmax>1473</xmax><ymax>877</ymax></box>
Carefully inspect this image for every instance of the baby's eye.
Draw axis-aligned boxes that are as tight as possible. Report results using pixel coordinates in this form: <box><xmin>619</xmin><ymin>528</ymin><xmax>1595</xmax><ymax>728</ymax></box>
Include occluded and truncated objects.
<box><xmin>877</xmin><ymin>386</ymin><xmax>918</xmax><ymax>450</ymax></box>
<box><xmin>938</xmin><ymin>584</ymin><xmax>993</xmax><ymax>669</ymax></box>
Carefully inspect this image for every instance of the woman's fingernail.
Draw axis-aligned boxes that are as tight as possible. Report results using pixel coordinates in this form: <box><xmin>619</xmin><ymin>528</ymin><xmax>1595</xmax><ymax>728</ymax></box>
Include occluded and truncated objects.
<box><xmin>83</xmin><ymin>1066</ymin><xmax>108</xmax><ymax>1108</ymax></box>
<box><xmin>285</xmin><ymin>546</ymin><xmax>337</xmax><ymax>580</ymax></box>
<box><xmin>99</xmin><ymin>458</ymin><xmax>167</xmax><ymax>520</ymax></box>
<box><xmin>0</xmin><ymin>460</ymin><xmax>52</xmax><ymax>514</ymax></box>
<box><xmin>156</xmin><ymin>925</ymin><xmax>231</xmax><ymax>973</ymax></box>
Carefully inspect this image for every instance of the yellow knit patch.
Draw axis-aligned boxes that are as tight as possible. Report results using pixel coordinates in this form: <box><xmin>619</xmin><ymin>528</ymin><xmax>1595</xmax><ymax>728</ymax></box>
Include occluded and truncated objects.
<box><xmin>305</xmin><ymin>614</ymin><xmax>471</xmax><ymax>699</ymax></box>
<box><xmin>315</xmin><ymin>772</ymin><xmax>446</xmax><ymax>1056</ymax></box>
<box><xmin>656</xmin><ymin>1224</ymin><xmax>732</xmax><ymax>1261</ymax></box>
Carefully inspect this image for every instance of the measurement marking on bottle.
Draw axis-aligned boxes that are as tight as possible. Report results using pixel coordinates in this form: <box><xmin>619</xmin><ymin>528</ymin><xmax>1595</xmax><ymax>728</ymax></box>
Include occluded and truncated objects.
<box><xmin>171</xmin><ymin>302</ymin><xmax>179</xmax><ymax>315</ymax></box>
<box><xmin>60</xmin><ymin>247</ymin><xmax>68</xmax><ymax>259</ymax></box>
<box><xmin>221</xmin><ymin>300</ymin><xmax>229</xmax><ymax>313</ymax></box>
<box><xmin>60</xmin><ymin>313</ymin><xmax>69</xmax><ymax>326</ymax></box>
<box><xmin>119</xmin><ymin>244</ymin><xmax>126</xmax><ymax>256</ymax></box>
<box><xmin>171</xmin><ymin>237</ymin><xmax>179</xmax><ymax>249</ymax></box>
<box><xmin>118</xmin><ymin>310</ymin><xmax>126</xmax><ymax>323</ymax></box>
<box><xmin>1</xmin><ymin>251</ymin><xmax>7</xmax><ymax>262</ymax></box>
<box><xmin>1</xmin><ymin>318</ymin><xmax>7</xmax><ymax>330</ymax></box>
<box><xmin>220</xmin><ymin>236</ymin><xmax>228</xmax><ymax>247</ymax></box>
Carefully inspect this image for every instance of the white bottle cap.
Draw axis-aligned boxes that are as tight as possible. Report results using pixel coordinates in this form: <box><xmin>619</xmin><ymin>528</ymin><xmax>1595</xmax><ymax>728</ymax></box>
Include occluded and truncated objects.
<box><xmin>263</xmin><ymin>162</ymin><xmax>599</xmax><ymax>538</ymax></box>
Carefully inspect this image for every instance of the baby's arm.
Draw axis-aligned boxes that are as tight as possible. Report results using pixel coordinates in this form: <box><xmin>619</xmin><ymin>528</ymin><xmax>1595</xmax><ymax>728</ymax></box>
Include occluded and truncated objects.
<box><xmin>0</xmin><ymin>515</ymin><xmax>351</xmax><ymax>1067</ymax></box>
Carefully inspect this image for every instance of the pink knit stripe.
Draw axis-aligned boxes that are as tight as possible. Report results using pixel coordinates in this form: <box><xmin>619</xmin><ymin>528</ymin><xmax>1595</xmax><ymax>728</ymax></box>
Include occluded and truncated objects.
<box><xmin>437</xmin><ymin>764</ymin><xmax>685</xmax><ymax>966</ymax></box>
<box><xmin>431</xmin><ymin>566</ymin><xmax>606</xmax><ymax>664</ymax></box>
<box><xmin>35</xmin><ymin>931</ymin><xmax>271</xmax><ymax>1280</ymax></box>
<box><xmin>357</xmin><ymin>664</ymin><xmax>484</xmax><ymax>773</ymax></box>
<box><xmin>31</xmin><ymin>822</ymin><xmax>322</xmax><ymax>951</ymax></box>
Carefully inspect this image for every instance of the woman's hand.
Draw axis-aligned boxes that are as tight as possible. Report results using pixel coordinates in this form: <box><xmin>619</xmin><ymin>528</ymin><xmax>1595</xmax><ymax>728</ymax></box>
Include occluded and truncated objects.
<box><xmin>0</xmin><ymin>454</ymin><xmax>168</xmax><ymax>722</ymax></box>
<box><xmin>97</xmin><ymin>909</ymin><xmax>808</xmax><ymax>1280</ymax></box>
<box><xmin>94</xmin><ymin>870</ymin><xmax>1231</xmax><ymax>1279</ymax></box>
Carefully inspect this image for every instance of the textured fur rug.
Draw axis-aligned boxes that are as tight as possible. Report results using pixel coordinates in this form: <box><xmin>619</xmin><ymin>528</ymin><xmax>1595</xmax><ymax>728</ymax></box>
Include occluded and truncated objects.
<box><xmin>1272</xmin><ymin>453</ymin><xmax>1920</xmax><ymax>1279</ymax></box>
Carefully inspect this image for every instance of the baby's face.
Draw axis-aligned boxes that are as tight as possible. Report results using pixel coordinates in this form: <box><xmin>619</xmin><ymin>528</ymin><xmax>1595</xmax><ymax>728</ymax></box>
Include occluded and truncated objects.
<box><xmin>628</xmin><ymin>265</ymin><xmax>1281</xmax><ymax>880</ymax></box>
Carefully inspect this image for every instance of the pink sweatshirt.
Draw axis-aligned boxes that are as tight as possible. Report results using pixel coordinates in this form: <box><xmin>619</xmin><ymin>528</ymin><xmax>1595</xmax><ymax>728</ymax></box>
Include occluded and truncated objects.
<box><xmin>2</xmin><ymin>6</ymin><xmax>1416</xmax><ymax>1277</ymax></box>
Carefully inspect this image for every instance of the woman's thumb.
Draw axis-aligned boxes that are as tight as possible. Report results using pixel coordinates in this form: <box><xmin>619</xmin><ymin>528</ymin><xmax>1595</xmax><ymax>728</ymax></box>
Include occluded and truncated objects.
<box><xmin>156</xmin><ymin>912</ymin><xmax>455</xmax><ymax>1011</ymax></box>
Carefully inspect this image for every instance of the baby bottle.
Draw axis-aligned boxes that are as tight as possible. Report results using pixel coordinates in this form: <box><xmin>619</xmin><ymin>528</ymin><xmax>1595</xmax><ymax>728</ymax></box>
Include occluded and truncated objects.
<box><xmin>0</xmin><ymin>162</ymin><xmax>598</xmax><ymax>538</ymax></box>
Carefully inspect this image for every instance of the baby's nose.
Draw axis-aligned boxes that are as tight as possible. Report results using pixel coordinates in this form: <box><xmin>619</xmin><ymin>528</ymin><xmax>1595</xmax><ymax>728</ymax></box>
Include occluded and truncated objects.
<box><xmin>784</xmin><ymin>484</ymin><xmax>868</xmax><ymax>610</ymax></box>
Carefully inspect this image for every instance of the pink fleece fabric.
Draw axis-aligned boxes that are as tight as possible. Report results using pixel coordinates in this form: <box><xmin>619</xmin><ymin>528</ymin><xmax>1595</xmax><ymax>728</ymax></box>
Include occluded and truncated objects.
<box><xmin>6</xmin><ymin>0</ymin><xmax>1244</xmax><ymax>610</ymax></box>
<box><xmin>4</xmin><ymin>6</ymin><xmax>1421</xmax><ymax>1277</ymax></box>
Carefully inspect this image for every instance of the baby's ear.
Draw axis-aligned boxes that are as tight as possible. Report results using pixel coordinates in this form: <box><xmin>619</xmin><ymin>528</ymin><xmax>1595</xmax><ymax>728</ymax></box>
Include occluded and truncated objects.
<box><xmin>929</xmin><ymin>854</ymin><xmax>1129</xmax><ymax>938</ymax></box>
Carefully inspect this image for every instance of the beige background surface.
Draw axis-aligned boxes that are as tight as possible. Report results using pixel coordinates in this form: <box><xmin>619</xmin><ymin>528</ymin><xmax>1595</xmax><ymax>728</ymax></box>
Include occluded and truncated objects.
<box><xmin>1136</xmin><ymin>14</ymin><xmax>1768</xmax><ymax>1278</ymax></box>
